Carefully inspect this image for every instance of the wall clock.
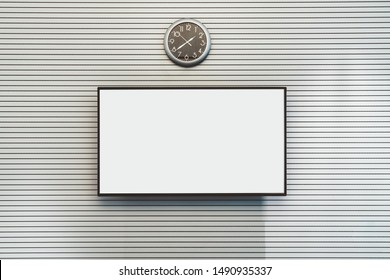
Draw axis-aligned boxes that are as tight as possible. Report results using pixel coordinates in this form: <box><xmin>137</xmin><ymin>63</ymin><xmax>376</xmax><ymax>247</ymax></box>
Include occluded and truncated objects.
<box><xmin>164</xmin><ymin>19</ymin><xmax>211</xmax><ymax>67</ymax></box>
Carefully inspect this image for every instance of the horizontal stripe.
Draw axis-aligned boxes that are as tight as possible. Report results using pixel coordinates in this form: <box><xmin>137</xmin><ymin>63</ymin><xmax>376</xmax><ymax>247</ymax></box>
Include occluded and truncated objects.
<box><xmin>1</xmin><ymin>0</ymin><xmax>389</xmax><ymax>258</ymax></box>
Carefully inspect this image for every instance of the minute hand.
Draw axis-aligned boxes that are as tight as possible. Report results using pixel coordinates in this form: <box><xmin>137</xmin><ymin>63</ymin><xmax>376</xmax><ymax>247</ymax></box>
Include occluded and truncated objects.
<box><xmin>177</xmin><ymin>36</ymin><xmax>196</xmax><ymax>50</ymax></box>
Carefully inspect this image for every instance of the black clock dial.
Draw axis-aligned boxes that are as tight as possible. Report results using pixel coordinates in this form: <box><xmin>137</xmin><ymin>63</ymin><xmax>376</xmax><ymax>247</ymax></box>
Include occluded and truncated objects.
<box><xmin>164</xmin><ymin>19</ymin><xmax>211</xmax><ymax>67</ymax></box>
<box><xmin>168</xmin><ymin>22</ymin><xmax>207</xmax><ymax>62</ymax></box>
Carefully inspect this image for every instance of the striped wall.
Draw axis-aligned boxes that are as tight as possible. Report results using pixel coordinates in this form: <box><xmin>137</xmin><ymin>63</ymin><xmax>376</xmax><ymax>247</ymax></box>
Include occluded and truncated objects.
<box><xmin>1</xmin><ymin>0</ymin><xmax>390</xmax><ymax>258</ymax></box>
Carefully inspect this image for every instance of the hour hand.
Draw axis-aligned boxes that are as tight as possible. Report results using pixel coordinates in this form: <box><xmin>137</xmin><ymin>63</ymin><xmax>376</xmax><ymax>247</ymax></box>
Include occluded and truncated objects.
<box><xmin>177</xmin><ymin>35</ymin><xmax>196</xmax><ymax>50</ymax></box>
<box><xmin>186</xmin><ymin>36</ymin><xmax>196</xmax><ymax>44</ymax></box>
<box><xmin>179</xmin><ymin>35</ymin><xmax>192</xmax><ymax>47</ymax></box>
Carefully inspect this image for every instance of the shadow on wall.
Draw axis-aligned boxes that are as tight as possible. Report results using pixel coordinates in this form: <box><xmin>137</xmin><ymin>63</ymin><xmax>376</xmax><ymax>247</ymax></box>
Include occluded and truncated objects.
<box><xmin>96</xmin><ymin>195</ymin><xmax>267</xmax><ymax>258</ymax></box>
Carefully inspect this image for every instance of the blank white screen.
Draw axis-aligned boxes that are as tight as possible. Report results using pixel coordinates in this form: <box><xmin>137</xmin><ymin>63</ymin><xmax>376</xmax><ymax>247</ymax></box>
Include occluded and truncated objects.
<box><xmin>99</xmin><ymin>88</ymin><xmax>285</xmax><ymax>194</ymax></box>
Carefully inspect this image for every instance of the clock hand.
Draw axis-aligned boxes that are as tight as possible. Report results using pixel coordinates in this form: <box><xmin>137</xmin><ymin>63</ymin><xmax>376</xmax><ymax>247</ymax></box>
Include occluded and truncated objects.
<box><xmin>177</xmin><ymin>41</ymin><xmax>188</xmax><ymax>51</ymax></box>
<box><xmin>179</xmin><ymin>35</ymin><xmax>192</xmax><ymax>47</ymax></box>
<box><xmin>186</xmin><ymin>36</ymin><xmax>196</xmax><ymax>44</ymax></box>
<box><xmin>177</xmin><ymin>36</ymin><xmax>197</xmax><ymax>50</ymax></box>
<box><xmin>179</xmin><ymin>35</ymin><xmax>194</xmax><ymax>46</ymax></box>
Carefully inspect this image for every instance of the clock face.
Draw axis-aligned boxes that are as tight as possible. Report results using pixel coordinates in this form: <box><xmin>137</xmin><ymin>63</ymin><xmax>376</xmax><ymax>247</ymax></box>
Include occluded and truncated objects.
<box><xmin>164</xmin><ymin>19</ymin><xmax>211</xmax><ymax>67</ymax></box>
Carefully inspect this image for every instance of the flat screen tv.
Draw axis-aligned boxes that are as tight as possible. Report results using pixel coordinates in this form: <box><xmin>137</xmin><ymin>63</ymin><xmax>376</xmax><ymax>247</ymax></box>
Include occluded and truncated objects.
<box><xmin>98</xmin><ymin>88</ymin><xmax>286</xmax><ymax>195</ymax></box>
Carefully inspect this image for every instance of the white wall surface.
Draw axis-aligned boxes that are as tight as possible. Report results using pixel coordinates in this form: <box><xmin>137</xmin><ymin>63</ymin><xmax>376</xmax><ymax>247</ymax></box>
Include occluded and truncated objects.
<box><xmin>0</xmin><ymin>0</ymin><xmax>389</xmax><ymax>258</ymax></box>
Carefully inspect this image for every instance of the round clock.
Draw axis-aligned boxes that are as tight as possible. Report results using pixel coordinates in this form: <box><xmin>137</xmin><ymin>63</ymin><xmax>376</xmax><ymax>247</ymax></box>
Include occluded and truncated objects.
<box><xmin>164</xmin><ymin>18</ymin><xmax>211</xmax><ymax>67</ymax></box>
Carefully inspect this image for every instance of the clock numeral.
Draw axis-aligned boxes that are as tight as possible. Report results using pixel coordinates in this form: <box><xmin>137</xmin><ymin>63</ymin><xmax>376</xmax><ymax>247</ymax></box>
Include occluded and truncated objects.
<box><xmin>194</xmin><ymin>26</ymin><xmax>198</xmax><ymax>33</ymax></box>
<box><xmin>200</xmin><ymin>40</ymin><xmax>206</xmax><ymax>46</ymax></box>
<box><xmin>177</xmin><ymin>51</ymin><xmax>182</xmax><ymax>58</ymax></box>
<box><xmin>186</xmin><ymin>24</ymin><xmax>191</xmax><ymax>31</ymax></box>
<box><xmin>199</xmin><ymin>48</ymin><xmax>202</xmax><ymax>54</ymax></box>
<box><xmin>199</xmin><ymin>32</ymin><xmax>204</xmax><ymax>39</ymax></box>
<box><xmin>192</xmin><ymin>52</ymin><xmax>198</xmax><ymax>59</ymax></box>
<box><xmin>171</xmin><ymin>46</ymin><xmax>176</xmax><ymax>52</ymax></box>
<box><xmin>173</xmin><ymin>31</ymin><xmax>180</xmax><ymax>37</ymax></box>
<box><xmin>169</xmin><ymin>38</ymin><xmax>174</xmax><ymax>44</ymax></box>
<box><xmin>179</xmin><ymin>25</ymin><xmax>184</xmax><ymax>32</ymax></box>
<box><xmin>184</xmin><ymin>54</ymin><xmax>189</xmax><ymax>61</ymax></box>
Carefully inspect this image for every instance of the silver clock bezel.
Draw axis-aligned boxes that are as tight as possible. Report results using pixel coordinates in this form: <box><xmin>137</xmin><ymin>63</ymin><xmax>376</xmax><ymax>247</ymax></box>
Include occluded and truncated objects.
<box><xmin>164</xmin><ymin>18</ymin><xmax>211</xmax><ymax>67</ymax></box>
